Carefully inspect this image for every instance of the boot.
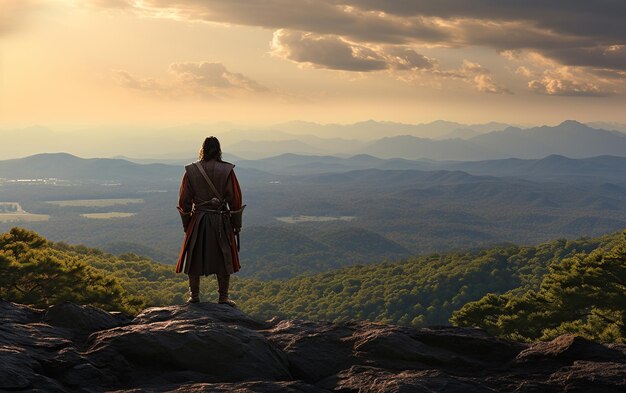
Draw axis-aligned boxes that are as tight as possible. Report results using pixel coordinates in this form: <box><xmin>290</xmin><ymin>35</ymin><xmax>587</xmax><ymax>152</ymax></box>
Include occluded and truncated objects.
<box><xmin>216</xmin><ymin>273</ymin><xmax>237</xmax><ymax>308</ymax></box>
<box><xmin>187</xmin><ymin>275</ymin><xmax>200</xmax><ymax>303</ymax></box>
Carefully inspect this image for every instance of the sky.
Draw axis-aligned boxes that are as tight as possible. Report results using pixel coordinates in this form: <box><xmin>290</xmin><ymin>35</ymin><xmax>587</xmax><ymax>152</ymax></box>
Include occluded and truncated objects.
<box><xmin>1</xmin><ymin>0</ymin><xmax>625</xmax><ymax>129</ymax></box>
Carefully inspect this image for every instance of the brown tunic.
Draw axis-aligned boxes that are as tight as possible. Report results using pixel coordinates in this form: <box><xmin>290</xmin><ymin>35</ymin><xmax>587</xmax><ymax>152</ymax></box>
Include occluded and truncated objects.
<box><xmin>175</xmin><ymin>160</ymin><xmax>242</xmax><ymax>276</ymax></box>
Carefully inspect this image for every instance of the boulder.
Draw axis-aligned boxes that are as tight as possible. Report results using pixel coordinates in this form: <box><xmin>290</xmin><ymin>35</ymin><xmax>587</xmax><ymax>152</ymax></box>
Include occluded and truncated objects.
<box><xmin>0</xmin><ymin>347</ymin><xmax>39</xmax><ymax>390</ymax></box>
<box><xmin>86</xmin><ymin>319</ymin><xmax>291</xmax><ymax>383</ymax></box>
<box><xmin>351</xmin><ymin>324</ymin><xmax>471</xmax><ymax>370</ymax></box>
<box><xmin>318</xmin><ymin>365</ymin><xmax>493</xmax><ymax>392</ymax></box>
<box><xmin>516</xmin><ymin>334</ymin><xmax>625</xmax><ymax>366</ymax></box>
<box><xmin>0</xmin><ymin>298</ymin><xmax>42</xmax><ymax>324</ymax></box>
<box><xmin>265</xmin><ymin>319</ymin><xmax>355</xmax><ymax>382</ymax></box>
<box><xmin>133</xmin><ymin>302</ymin><xmax>267</xmax><ymax>330</ymax></box>
<box><xmin>44</xmin><ymin>301</ymin><xmax>128</xmax><ymax>334</ymax></box>
<box><xmin>548</xmin><ymin>361</ymin><xmax>626</xmax><ymax>392</ymax></box>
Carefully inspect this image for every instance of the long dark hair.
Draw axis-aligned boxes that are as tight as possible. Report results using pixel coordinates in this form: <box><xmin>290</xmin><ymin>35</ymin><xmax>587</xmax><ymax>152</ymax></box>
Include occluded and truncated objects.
<box><xmin>199</xmin><ymin>136</ymin><xmax>222</xmax><ymax>161</ymax></box>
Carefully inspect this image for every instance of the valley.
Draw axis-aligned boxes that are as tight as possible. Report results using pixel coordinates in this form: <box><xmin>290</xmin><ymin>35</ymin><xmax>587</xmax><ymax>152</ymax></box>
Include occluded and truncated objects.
<box><xmin>1</xmin><ymin>143</ymin><xmax>625</xmax><ymax>279</ymax></box>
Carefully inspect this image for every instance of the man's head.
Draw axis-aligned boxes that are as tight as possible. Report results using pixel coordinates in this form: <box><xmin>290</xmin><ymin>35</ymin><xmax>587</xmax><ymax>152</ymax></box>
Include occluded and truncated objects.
<box><xmin>199</xmin><ymin>136</ymin><xmax>222</xmax><ymax>161</ymax></box>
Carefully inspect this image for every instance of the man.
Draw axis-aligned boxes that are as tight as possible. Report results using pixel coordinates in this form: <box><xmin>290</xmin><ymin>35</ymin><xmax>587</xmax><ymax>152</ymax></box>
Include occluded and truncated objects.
<box><xmin>175</xmin><ymin>136</ymin><xmax>243</xmax><ymax>307</ymax></box>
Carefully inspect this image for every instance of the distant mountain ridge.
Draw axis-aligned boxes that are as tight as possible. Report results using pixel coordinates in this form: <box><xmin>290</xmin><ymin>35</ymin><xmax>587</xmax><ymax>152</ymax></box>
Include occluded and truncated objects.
<box><xmin>235</xmin><ymin>152</ymin><xmax>626</xmax><ymax>182</ymax></box>
<box><xmin>3</xmin><ymin>150</ymin><xmax>626</xmax><ymax>185</ymax></box>
<box><xmin>469</xmin><ymin>120</ymin><xmax>626</xmax><ymax>159</ymax></box>
<box><xmin>0</xmin><ymin>153</ymin><xmax>273</xmax><ymax>185</ymax></box>
<box><xmin>5</xmin><ymin>119</ymin><xmax>624</xmax><ymax>161</ymax></box>
<box><xmin>225</xmin><ymin>120</ymin><xmax>626</xmax><ymax>160</ymax></box>
<box><xmin>0</xmin><ymin>153</ymin><xmax>184</xmax><ymax>183</ymax></box>
<box><xmin>359</xmin><ymin>121</ymin><xmax>626</xmax><ymax>160</ymax></box>
<box><xmin>271</xmin><ymin>119</ymin><xmax>509</xmax><ymax>140</ymax></box>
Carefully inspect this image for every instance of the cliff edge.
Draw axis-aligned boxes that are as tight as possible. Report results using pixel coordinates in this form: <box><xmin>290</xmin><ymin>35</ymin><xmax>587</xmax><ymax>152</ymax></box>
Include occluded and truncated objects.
<box><xmin>1</xmin><ymin>299</ymin><xmax>625</xmax><ymax>392</ymax></box>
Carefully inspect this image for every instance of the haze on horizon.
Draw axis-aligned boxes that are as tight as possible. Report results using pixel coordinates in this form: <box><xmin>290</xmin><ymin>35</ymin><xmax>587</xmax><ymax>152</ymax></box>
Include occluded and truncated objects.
<box><xmin>1</xmin><ymin>0</ymin><xmax>625</xmax><ymax>134</ymax></box>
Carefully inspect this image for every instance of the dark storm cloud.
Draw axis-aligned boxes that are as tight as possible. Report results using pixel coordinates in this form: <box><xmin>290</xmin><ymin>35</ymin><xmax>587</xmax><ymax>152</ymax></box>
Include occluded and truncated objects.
<box><xmin>272</xmin><ymin>30</ymin><xmax>510</xmax><ymax>94</ymax></box>
<box><xmin>140</xmin><ymin>0</ymin><xmax>450</xmax><ymax>44</ymax></box>
<box><xmin>340</xmin><ymin>0</ymin><xmax>626</xmax><ymax>44</ymax></box>
<box><xmin>272</xmin><ymin>30</ymin><xmax>387</xmax><ymax>72</ymax></box>
<box><xmin>93</xmin><ymin>0</ymin><xmax>626</xmax><ymax>80</ymax></box>
<box><xmin>338</xmin><ymin>0</ymin><xmax>626</xmax><ymax>73</ymax></box>
<box><xmin>272</xmin><ymin>30</ymin><xmax>437</xmax><ymax>72</ymax></box>
<box><xmin>385</xmin><ymin>47</ymin><xmax>435</xmax><ymax>71</ymax></box>
<box><xmin>543</xmin><ymin>47</ymin><xmax>626</xmax><ymax>72</ymax></box>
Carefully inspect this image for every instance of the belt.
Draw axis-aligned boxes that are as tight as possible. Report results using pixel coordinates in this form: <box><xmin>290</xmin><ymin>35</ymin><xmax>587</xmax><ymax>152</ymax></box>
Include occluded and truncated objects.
<box><xmin>193</xmin><ymin>198</ymin><xmax>227</xmax><ymax>214</ymax></box>
<box><xmin>192</xmin><ymin>203</ymin><xmax>232</xmax><ymax>239</ymax></box>
<box><xmin>194</xmin><ymin>207</ymin><xmax>230</xmax><ymax>214</ymax></box>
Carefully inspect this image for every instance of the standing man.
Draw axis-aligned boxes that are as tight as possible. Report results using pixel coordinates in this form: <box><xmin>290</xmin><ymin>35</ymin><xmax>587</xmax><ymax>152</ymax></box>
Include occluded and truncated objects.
<box><xmin>176</xmin><ymin>136</ymin><xmax>243</xmax><ymax>307</ymax></box>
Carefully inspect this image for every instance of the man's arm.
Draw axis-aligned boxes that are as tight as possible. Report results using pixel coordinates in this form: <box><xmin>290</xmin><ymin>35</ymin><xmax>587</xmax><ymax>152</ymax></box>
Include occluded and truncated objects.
<box><xmin>226</xmin><ymin>170</ymin><xmax>243</xmax><ymax>232</ymax></box>
<box><xmin>177</xmin><ymin>171</ymin><xmax>194</xmax><ymax>231</ymax></box>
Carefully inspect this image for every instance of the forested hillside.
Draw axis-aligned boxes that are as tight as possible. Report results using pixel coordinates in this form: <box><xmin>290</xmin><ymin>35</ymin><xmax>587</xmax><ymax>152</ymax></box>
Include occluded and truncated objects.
<box><xmin>1</xmin><ymin>227</ymin><xmax>623</xmax><ymax>343</ymax></box>
<box><xmin>234</xmin><ymin>233</ymin><xmax>619</xmax><ymax>330</ymax></box>
<box><xmin>452</xmin><ymin>232</ymin><xmax>626</xmax><ymax>343</ymax></box>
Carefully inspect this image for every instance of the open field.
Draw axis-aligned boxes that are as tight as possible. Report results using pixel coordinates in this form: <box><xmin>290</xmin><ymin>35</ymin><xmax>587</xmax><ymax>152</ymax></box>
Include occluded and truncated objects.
<box><xmin>0</xmin><ymin>202</ymin><xmax>24</xmax><ymax>213</ymax></box>
<box><xmin>276</xmin><ymin>215</ymin><xmax>356</xmax><ymax>223</ymax></box>
<box><xmin>46</xmin><ymin>198</ymin><xmax>144</xmax><ymax>207</ymax></box>
<box><xmin>0</xmin><ymin>213</ymin><xmax>50</xmax><ymax>223</ymax></box>
<box><xmin>80</xmin><ymin>212</ymin><xmax>137</xmax><ymax>219</ymax></box>
<box><xmin>0</xmin><ymin>202</ymin><xmax>49</xmax><ymax>223</ymax></box>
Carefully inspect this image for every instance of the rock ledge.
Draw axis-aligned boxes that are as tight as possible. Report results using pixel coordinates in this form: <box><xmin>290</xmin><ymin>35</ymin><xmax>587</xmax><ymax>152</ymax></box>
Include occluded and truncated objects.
<box><xmin>1</xmin><ymin>299</ymin><xmax>624</xmax><ymax>392</ymax></box>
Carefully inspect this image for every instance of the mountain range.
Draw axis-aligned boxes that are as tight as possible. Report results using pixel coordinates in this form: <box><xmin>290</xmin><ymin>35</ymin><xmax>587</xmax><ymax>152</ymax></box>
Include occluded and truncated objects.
<box><xmin>235</xmin><ymin>153</ymin><xmax>626</xmax><ymax>183</ymax></box>
<box><xmin>2</xmin><ymin>148</ymin><xmax>626</xmax><ymax>186</ymax></box>
<box><xmin>5</xmin><ymin>120</ymin><xmax>626</xmax><ymax>161</ymax></box>
<box><xmin>224</xmin><ymin>120</ymin><xmax>626</xmax><ymax>160</ymax></box>
<box><xmin>355</xmin><ymin>121</ymin><xmax>626</xmax><ymax>160</ymax></box>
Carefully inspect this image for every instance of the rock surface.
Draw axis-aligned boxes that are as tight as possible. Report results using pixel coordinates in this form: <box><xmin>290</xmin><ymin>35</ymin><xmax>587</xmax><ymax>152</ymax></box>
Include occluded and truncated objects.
<box><xmin>0</xmin><ymin>298</ymin><xmax>624</xmax><ymax>392</ymax></box>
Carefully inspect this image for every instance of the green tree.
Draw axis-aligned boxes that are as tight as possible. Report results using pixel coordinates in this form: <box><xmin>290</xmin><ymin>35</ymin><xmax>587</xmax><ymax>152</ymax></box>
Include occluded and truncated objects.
<box><xmin>452</xmin><ymin>231</ymin><xmax>626</xmax><ymax>343</ymax></box>
<box><xmin>0</xmin><ymin>227</ymin><xmax>143</xmax><ymax>314</ymax></box>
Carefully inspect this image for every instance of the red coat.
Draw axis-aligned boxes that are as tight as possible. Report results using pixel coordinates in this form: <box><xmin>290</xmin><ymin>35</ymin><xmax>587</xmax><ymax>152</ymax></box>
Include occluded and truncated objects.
<box><xmin>175</xmin><ymin>160</ymin><xmax>242</xmax><ymax>275</ymax></box>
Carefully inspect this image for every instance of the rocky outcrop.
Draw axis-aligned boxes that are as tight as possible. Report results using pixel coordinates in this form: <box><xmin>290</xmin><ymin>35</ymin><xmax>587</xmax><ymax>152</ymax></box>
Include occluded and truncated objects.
<box><xmin>1</xmin><ymin>299</ymin><xmax>625</xmax><ymax>392</ymax></box>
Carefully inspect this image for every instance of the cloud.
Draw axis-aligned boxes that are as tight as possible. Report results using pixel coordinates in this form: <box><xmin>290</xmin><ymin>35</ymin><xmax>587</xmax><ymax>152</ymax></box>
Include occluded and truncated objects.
<box><xmin>503</xmin><ymin>51</ymin><xmax>618</xmax><ymax>97</ymax></box>
<box><xmin>542</xmin><ymin>46</ymin><xmax>626</xmax><ymax>71</ymax></box>
<box><xmin>92</xmin><ymin>1</ymin><xmax>626</xmax><ymax>69</ymax></box>
<box><xmin>271</xmin><ymin>30</ymin><xmax>389</xmax><ymax>72</ymax></box>
<box><xmin>271</xmin><ymin>29</ymin><xmax>436</xmax><ymax>72</ymax></box>
<box><xmin>515</xmin><ymin>66</ymin><xmax>533</xmax><ymax>78</ymax></box>
<box><xmin>385</xmin><ymin>47</ymin><xmax>435</xmax><ymax>71</ymax></box>
<box><xmin>448</xmin><ymin>60</ymin><xmax>513</xmax><ymax>94</ymax></box>
<box><xmin>528</xmin><ymin>69</ymin><xmax>615</xmax><ymax>97</ymax></box>
<box><xmin>135</xmin><ymin>0</ymin><xmax>449</xmax><ymax>45</ymax></box>
<box><xmin>528</xmin><ymin>78</ymin><xmax>613</xmax><ymax>97</ymax></box>
<box><xmin>113</xmin><ymin>70</ymin><xmax>164</xmax><ymax>92</ymax></box>
<box><xmin>113</xmin><ymin>62</ymin><xmax>268</xmax><ymax>98</ymax></box>
<box><xmin>89</xmin><ymin>0</ymin><xmax>624</xmax><ymax>95</ymax></box>
<box><xmin>169</xmin><ymin>62</ymin><xmax>268</xmax><ymax>92</ymax></box>
<box><xmin>339</xmin><ymin>0</ymin><xmax>626</xmax><ymax>44</ymax></box>
<box><xmin>270</xmin><ymin>30</ymin><xmax>509</xmax><ymax>93</ymax></box>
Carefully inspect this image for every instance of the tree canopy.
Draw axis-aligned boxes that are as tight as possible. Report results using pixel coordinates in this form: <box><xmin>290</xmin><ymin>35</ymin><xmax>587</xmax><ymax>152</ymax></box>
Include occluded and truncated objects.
<box><xmin>451</xmin><ymin>231</ymin><xmax>626</xmax><ymax>343</ymax></box>
<box><xmin>1</xmin><ymin>226</ymin><xmax>623</xmax><ymax>343</ymax></box>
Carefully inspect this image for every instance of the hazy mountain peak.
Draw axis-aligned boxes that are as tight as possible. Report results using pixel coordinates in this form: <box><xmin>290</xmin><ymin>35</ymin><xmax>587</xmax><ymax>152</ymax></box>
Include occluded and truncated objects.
<box><xmin>538</xmin><ymin>154</ymin><xmax>572</xmax><ymax>162</ymax></box>
<box><xmin>26</xmin><ymin>152</ymin><xmax>82</xmax><ymax>161</ymax></box>
<box><xmin>557</xmin><ymin>120</ymin><xmax>588</xmax><ymax>129</ymax></box>
<box><xmin>427</xmin><ymin>120</ymin><xmax>463</xmax><ymax>127</ymax></box>
<box><xmin>349</xmin><ymin>154</ymin><xmax>379</xmax><ymax>160</ymax></box>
